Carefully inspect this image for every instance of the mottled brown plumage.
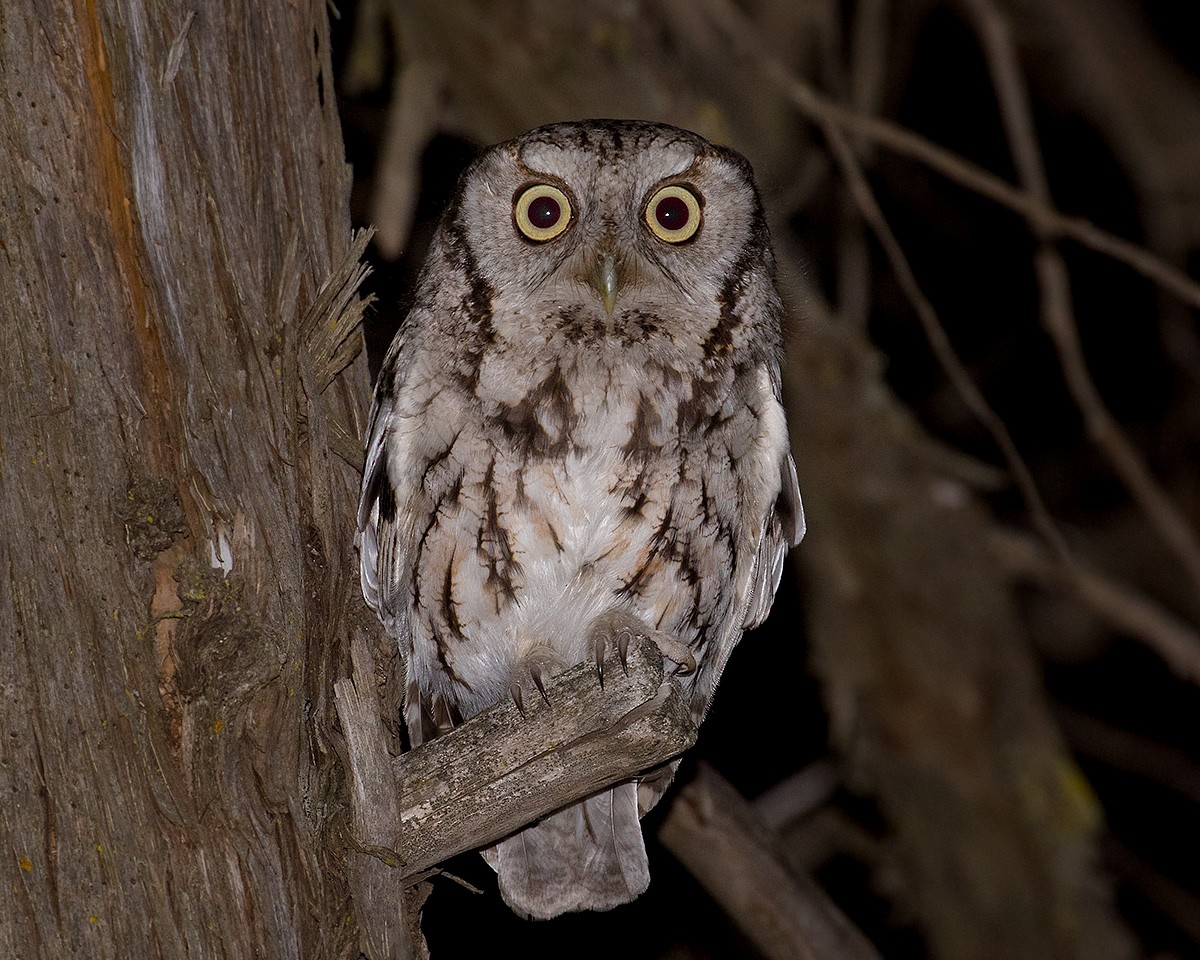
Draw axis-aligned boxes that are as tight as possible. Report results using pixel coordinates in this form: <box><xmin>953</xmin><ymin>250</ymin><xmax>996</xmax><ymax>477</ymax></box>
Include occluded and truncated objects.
<box><xmin>358</xmin><ymin>120</ymin><xmax>803</xmax><ymax>919</ymax></box>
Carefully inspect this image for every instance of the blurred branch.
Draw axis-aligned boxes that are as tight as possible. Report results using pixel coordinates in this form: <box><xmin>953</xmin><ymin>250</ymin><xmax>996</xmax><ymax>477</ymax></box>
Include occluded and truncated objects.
<box><xmin>989</xmin><ymin>527</ymin><xmax>1200</xmax><ymax>683</ymax></box>
<box><xmin>777</xmin><ymin>808</ymin><xmax>886</xmax><ymax>878</ymax></box>
<box><xmin>833</xmin><ymin>0</ymin><xmax>890</xmax><ymax>330</ymax></box>
<box><xmin>996</xmin><ymin>0</ymin><xmax>1200</xmax><ymax>380</ymax></box>
<box><xmin>752</xmin><ymin>760</ymin><xmax>840</xmax><ymax>834</ymax></box>
<box><xmin>660</xmin><ymin>764</ymin><xmax>884</xmax><ymax>960</ymax></box>
<box><xmin>705</xmin><ymin>0</ymin><xmax>1088</xmax><ymax>586</ymax></box>
<box><xmin>1055</xmin><ymin>705</ymin><xmax>1200</xmax><ymax>807</ymax></box>
<box><xmin>711</xmin><ymin>0</ymin><xmax>1076</xmax><ymax>563</ymax></box>
<box><xmin>372</xmin><ymin>54</ymin><xmax>445</xmax><ymax>259</ymax></box>
<box><xmin>959</xmin><ymin>0</ymin><xmax>1200</xmax><ymax>598</ymax></box>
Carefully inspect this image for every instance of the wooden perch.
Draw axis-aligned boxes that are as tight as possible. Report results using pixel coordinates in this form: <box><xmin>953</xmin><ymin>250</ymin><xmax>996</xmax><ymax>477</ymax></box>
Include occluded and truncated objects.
<box><xmin>335</xmin><ymin>634</ymin><xmax>697</xmax><ymax>884</ymax></box>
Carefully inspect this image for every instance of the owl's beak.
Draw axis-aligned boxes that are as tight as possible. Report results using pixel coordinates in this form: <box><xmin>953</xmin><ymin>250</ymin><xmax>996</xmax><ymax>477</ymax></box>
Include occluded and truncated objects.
<box><xmin>593</xmin><ymin>254</ymin><xmax>620</xmax><ymax>316</ymax></box>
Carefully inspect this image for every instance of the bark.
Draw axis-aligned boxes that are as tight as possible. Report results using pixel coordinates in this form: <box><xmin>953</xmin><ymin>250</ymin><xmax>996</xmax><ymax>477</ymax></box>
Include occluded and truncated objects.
<box><xmin>0</xmin><ymin>1</ymin><xmax>374</xmax><ymax>956</ymax></box>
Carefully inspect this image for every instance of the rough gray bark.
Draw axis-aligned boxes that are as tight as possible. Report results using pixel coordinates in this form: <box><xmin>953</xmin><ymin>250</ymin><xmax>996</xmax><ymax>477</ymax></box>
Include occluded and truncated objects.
<box><xmin>0</xmin><ymin>2</ymin><xmax>372</xmax><ymax>956</ymax></box>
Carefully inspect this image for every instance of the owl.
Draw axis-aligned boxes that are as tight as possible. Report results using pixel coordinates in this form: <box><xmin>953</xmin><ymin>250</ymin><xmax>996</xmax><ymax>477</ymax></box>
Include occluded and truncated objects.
<box><xmin>357</xmin><ymin>120</ymin><xmax>804</xmax><ymax>919</ymax></box>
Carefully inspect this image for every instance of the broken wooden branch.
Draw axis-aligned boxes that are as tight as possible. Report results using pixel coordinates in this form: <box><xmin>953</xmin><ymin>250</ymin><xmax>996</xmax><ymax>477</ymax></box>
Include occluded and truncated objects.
<box><xmin>335</xmin><ymin>628</ymin><xmax>417</xmax><ymax>960</ymax></box>
<box><xmin>335</xmin><ymin>634</ymin><xmax>697</xmax><ymax>887</ymax></box>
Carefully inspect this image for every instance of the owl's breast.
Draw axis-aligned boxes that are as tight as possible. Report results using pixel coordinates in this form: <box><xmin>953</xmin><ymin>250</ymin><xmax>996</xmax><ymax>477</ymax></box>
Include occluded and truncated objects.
<box><xmin>405</xmin><ymin>355</ymin><xmax>709</xmax><ymax>707</ymax></box>
<box><xmin>476</xmin><ymin>395</ymin><xmax>676</xmax><ymax>648</ymax></box>
<box><xmin>403</xmin><ymin>338</ymin><xmax>760</xmax><ymax>720</ymax></box>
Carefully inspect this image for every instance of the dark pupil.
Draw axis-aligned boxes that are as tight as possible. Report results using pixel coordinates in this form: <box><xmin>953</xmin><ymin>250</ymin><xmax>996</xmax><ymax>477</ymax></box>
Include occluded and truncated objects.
<box><xmin>528</xmin><ymin>194</ymin><xmax>561</xmax><ymax>229</ymax></box>
<box><xmin>655</xmin><ymin>195</ymin><xmax>690</xmax><ymax>231</ymax></box>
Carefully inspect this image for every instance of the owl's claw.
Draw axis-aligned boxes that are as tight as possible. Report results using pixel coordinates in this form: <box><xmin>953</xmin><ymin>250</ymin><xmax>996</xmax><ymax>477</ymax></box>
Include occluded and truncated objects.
<box><xmin>586</xmin><ymin>610</ymin><xmax>695</xmax><ymax>682</ymax></box>
<box><xmin>531</xmin><ymin>663</ymin><xmax>551</xmax><ymax>705</ymax></box>
<box><xmin>658</xmin><ymin>637</ymin><xmax>697</xmax><ymax>676</ymax></box>
<box><xmin>617</xmin><ymin>630</ymin><xmax>631</xmax><ymax>676</ymax></box>
<box><xmin>509</xmin><ymin>650</ymin><xmax>561</xmax><ymax>716</ymax></box>
<box><xmin>593</xmin><ymin>634</ymin><xmax>607</xmax><ymax>688</ymax></box>
<box><xmin>509</xmin><ymin>681</ymin><xmax>527</xmax><ymax>717</ymax></box>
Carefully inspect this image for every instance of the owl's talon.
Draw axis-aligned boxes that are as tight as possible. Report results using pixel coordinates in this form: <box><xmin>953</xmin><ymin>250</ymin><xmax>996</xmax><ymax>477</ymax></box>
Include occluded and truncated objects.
<box><xmin>593</xmin><ymin>635</ymin><xmax>606</xmax><ymax>688</ymax></box>
<box><xmin>531</xmin><ymin>664</ymin><xmax>551</xmax><ymax>705</ymax></box>
<box><xmin>654</xmin><ymin>635</ymin><xmax>697</xmax><ymax>676</ymax></box>
<box><xmin>674</xmin><ymin>652</ymin><xmax>697</xmax><ymax>677</ymax></box>
<box><xmin>508</xmin><ymin>650</ymin><xmax>562</xmax><ymax>716</ymax></box>
<box><xmin>587</xmin><ymin>610</ymin><xmax>694</xmax><ymax>683</ymax></box>
<box><xmin>509</xmin><ymin>681</ymin><xmax>526</xmax><ymax>717</ymax></box>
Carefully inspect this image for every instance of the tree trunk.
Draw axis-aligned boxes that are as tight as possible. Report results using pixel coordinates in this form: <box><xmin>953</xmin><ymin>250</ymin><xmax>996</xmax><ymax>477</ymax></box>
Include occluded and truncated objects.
<box><xmin>0</xmin><ymin>2</ymin><xmax>377</xmax><ymax>956</ymax></box>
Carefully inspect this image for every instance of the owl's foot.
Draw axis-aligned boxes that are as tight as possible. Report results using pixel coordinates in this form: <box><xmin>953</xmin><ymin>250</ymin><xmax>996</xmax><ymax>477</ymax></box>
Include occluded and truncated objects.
<box><xmin>507</xmin><ymin>650</ymin><xmax>560</xmax><ymax>716</ymax></box>
<box><xmin>587</xmin><ymin>610</ymin><xmax>696</xmax><ymax>687</ymax></box>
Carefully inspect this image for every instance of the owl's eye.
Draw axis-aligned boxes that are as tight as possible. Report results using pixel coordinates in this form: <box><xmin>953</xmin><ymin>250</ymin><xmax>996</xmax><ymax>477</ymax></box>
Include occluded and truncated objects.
<box><xmin>645</xmin><ymin>185</ymin><xmax>702</xmax><ymax>243</ymax></box>
<box><xmin>514</xmin><ymin>184</ymin><xmax>572</xmax><ymax>242</ymax></box>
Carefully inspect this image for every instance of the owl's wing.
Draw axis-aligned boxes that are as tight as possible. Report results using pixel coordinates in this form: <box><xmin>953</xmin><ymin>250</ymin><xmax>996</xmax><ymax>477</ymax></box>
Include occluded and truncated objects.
<box><xmin>358</xmin><ymin>327</ymin><xmax>463</xmax><ymax>746</ymax></box>
<box><xmin>741</xmin><ymin>363</ymin><xmax>805</xmax><ymax>631</ymax></box>
<box><xmin>356</xmin><ymin>333</ymin><xmax>414</xmax><ymax>639</ymax></box>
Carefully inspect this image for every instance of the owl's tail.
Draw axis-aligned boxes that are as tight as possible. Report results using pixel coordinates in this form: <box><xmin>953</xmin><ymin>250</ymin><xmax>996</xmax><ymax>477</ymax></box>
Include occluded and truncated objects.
<box><xmin>481</xmin><ymin>782</ymin><xmax>649</xmax><ymax>919</ymax></box>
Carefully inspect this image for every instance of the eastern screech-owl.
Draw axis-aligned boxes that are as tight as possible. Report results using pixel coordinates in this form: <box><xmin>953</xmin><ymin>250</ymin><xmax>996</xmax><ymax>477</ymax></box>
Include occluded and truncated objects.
<box><xmin>358</xmin><ymin>120</ymin><xmax>804</xmax><ymax>920</ymax></box>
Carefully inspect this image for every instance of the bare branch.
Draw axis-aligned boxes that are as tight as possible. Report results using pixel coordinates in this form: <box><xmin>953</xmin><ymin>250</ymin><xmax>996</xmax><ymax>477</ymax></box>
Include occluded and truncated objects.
<box><xmin>337</xmin><ymin>635</ymin><xmax>696</xmax><ymax>882</ymax></box>
<box><xmin>705</xmin><ymin>0</ymin><xmax>1200</xmax><ymax>314</ymax></box>
<box><xmin>709</xmin><ymin>0</ymin><xmax>1079</xmax><ymax>568</ymax></box>
<box><xmin>660</xmin><ymin>764</ymin><xmax>883</xmax><ymax>960</ymax></box>
<box><xmin>989</xmin><ymin>527</ymin><xmax>1200</xmax><ymax>683</ymax></box>
<box><xmin>1106</xmin><ymin>839</ymin><xmax>1200</xmax><ymax>948</ymax></box>
<box><xmin>960</xmin><ymin>0</ymin><xmax>1200</xmax><ymax>597</ymax></box>
<box><xmin>833</xmin><ymin>0</ymin><xmax>890</xmax><ymax>332</ymax></box>
<box><xmin>1056</xmin><ymin>706</ymin><xmax>1200</xmax><ymax>808</ymax></box>
<box><xmin>372</xmin><ymin>54</ymin><xmax>446</xmax><ymax>259</ymax></box>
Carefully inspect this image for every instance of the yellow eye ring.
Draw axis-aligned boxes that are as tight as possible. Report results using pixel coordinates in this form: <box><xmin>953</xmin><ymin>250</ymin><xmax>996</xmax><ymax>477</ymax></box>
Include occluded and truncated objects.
<box><xmin>644</xmin><ymin>185</ymin><xmax>702</xmax><ymax>243</ymax></box>
<box><xmin>514</xmin><ymin>184</ymin><xmax>572</xmax><ymax>242</ymax></box>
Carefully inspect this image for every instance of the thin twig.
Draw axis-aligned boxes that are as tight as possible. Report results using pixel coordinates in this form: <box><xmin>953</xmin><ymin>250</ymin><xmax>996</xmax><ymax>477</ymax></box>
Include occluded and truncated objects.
<box><xmin>834</xmin><ymin>0</ymin><xmax>890</xmax><ymax>331</ymax></box>
<box><xmin>989</xmin><ymin>527</ymin><xmax>1200</xmax><ymax>683</ymax></box>
<box><xmin>705</xmin><ymin>0</ymin><xmax>1200</xmax><ymax>314</ymax></box>
<box><xmin>960</xmin><ymin>0</ymin><xmax>1200</xmax><ymax>598</ymax></box>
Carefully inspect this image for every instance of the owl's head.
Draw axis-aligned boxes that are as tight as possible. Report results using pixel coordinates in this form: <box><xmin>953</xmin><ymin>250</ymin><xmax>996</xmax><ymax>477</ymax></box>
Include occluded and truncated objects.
<box><xmin>434</xmin><ymin>120</ymin><xmax>779</xmax><ymax>360</ymax></box>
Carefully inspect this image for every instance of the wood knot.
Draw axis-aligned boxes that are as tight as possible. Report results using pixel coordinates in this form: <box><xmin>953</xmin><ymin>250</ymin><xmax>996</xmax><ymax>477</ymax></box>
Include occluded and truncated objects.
<box><xmin>116</xmin><ymin>477</ymin><xmax>188</xmax><ymax>560</ymax></box>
